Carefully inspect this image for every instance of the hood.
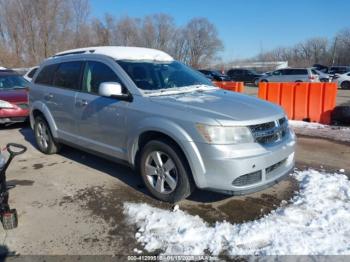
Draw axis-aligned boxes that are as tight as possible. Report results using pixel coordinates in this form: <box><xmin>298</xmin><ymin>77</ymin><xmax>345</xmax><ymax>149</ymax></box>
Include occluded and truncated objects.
<box><xmin>0</xmin><ymin>88</ymin><xmax>28</xmax><ymax>103</ymax></box>
<box><xmin>150</xmin><ymin>89</ymin><xmax>284</xmax><ymax>125</ymax></box>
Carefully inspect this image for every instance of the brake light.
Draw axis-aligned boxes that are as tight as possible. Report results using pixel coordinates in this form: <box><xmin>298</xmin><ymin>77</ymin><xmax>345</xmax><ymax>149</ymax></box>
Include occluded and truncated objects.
<box><xmin>309</xmin><ymin>75</ymin><xmax>315</xmax><ymax>80</ymax></box>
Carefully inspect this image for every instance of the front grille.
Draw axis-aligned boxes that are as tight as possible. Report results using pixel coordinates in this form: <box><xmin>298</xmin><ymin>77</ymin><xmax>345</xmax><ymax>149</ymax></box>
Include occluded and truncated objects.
<box><xmin>249</xmin><ymin>117</ymin><xmax>288</xmax><ymax>145</ymax></box>
<box><xmin>265</xmin><ymin>158</ymin><xmax>287</xmax><ymax>180</ymax></box>
<box><xmin>232</xmin><ymin>171</ymin><xmax>262</xmax><ymax>186</ymax></box>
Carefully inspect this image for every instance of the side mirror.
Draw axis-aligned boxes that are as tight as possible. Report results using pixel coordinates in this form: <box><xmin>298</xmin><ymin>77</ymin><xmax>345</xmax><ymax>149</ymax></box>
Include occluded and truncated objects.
<box><xmin>98</xmin><ymin>82</ymin><xmax>132</xmax><ymax>102</ymax></box>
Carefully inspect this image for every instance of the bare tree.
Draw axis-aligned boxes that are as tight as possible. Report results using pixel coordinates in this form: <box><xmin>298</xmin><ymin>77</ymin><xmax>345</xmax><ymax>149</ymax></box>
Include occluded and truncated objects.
<box><xmin>182</xmin><ymin>18</ymin><xmax>223</xmax><ymax>68</ymax></box>
<box><xmin>114</xmin><ymin>16</ymin><xmax>141</xmax><ymax>46</ymax></box>
<box><xmin>0</xmin><ymin>2</ymin><xmax>224</xmax><ymax>68</ymax></box>
<box><xmin>140</xmin><ymin>14</ymin><xmax>176</xmax><ymax>53</ymax></box>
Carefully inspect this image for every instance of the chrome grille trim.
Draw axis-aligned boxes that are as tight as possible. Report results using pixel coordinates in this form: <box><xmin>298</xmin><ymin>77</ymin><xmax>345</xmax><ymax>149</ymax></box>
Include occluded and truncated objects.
<box><xmin>249</xmin><ymin>117</ymin><xmax>288</xmax><ymax>145</ymax></box>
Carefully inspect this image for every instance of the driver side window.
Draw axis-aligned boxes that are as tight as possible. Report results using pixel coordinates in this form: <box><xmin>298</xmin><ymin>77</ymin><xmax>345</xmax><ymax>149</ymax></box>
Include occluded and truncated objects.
<box><xmin>273</xmin><ymin>70</ymin><xmax>282</xmax><ymax>76</ymax></box>
<box><xmin>82</xmin><ymin>61</ymin><xmax>122</xmax><ymax>94</ymax></box>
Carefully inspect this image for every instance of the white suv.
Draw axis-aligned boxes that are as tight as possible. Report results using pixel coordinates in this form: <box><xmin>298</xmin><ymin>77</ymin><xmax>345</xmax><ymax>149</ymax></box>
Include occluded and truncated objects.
<box><xmin>259</xmin><ymin>68</ymin><xmax>320</xmax><ymax>83</ymax></box>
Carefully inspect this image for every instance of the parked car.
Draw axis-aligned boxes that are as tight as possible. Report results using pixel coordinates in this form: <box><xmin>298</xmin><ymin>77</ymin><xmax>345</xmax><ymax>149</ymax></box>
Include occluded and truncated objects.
<box><xmin>332</xmin><ymin>72</ymin><xmax>350</xmax><ymax>89</ymax></box>
<box><xmin>0</xmin><ymin>69</ymin><xmax>30</xmax><ymax>125</ymax></box>
<box><xmin>29</xmin><ymin>46</ymin><xmax>296</xmax><ymax>202</ymax></box>
<box><xmin>258</xmin><ymin>68</ymin><xmax>319</xmax><ymax>83</ymax></box>
<box><xmin>328</xmin><ymin>66</ymin><xmax>350</xmax><ymax>75</ymax></box>
<box><xmin>198</xmin><ymin>70</ymin><xmax>231</xmax><ymax>81</ymax></box>
<box><xmin>312</xmin><ymin>64</ymin><xmax>329</xmax><ymax>73</ymax></box>
<box><xmin>311</xmin><ymin>69</ymin><xmax>331</xmax><ymax>82</ymax></box>
<box><xmin>226</xmin><ymin>69</ymin><xmax>262</xmax><ymax>85</ymax></box>
<box><xmin>23</xmin><ymin>66</ymin><xmax>39</xmax><ymax>82</ymax></box>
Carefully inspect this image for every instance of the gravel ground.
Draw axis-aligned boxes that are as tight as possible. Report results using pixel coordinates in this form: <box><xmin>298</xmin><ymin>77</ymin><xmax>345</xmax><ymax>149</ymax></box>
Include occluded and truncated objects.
<box><xmin>0</xmin><ymin>124</ymin><xmax>348</xmax><ymax>255</ymax></box>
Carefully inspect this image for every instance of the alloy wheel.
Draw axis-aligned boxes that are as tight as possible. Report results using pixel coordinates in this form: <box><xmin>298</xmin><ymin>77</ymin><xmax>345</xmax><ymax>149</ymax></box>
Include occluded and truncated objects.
<box><xmin>144</xmin><ymin>151</ymin><xmax>178</xmax><ymax>194</ymax></box>
<box><xmin>36</xmin><ymin>121</ymin><xmax>49</xmax><ymax>150</ymax></box>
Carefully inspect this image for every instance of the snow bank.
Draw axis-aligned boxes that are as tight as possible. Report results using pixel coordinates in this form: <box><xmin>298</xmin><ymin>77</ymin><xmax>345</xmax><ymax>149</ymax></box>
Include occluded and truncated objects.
<box><xmin>289</xmin><ymin>120</ymin><xmax>350</xmax><ymax>142</ymax></box>
<box><xmin>124</xmin><ymin>169</ymin><xmax>350</xmax><ymax>255</ymax></box>
<box><xmin>289</xmin><ymin>120</ymin><xmax>327</xmax><ymax>129</ymax></box>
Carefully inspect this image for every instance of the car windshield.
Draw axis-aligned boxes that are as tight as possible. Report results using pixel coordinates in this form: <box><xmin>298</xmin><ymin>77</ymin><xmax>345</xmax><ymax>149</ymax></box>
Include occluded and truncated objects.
<box><xmin>117</xmin><ymin>60</ymin><xmax>216</xmax><ymax>95</ymax></box>
<box><xmin>0</xmin><ymin>74</ymin><xmax>28</xmax><ymax>90</ymax></box>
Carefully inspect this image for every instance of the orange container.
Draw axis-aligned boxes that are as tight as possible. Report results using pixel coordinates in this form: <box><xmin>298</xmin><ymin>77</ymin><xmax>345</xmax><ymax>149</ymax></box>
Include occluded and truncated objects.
<box><xmin>213</xmin><ymin>81</ymin><xmax>244</xmax><ymax>93</ymax></box>
<box><xmin>258</xmin><ymin>82</ymin><xmax>337</xmax><ymax>124</ymax></box>
<box><xmin>280</xmin><ymin>83</ymin><xmax>295</xmax><ymax>119</ymax></box>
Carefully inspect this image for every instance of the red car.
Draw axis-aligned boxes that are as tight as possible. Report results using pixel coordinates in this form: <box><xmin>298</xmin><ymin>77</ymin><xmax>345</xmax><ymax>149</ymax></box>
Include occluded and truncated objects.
<box><xmin>0</xmin><ymin>70</ymin><xmax>29</xmax><ymax>125</ymax></box>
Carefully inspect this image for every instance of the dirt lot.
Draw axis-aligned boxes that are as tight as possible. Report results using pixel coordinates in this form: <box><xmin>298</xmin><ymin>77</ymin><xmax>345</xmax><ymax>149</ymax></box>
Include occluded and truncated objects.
<box><xmin>0</xmin><ymin>124</ymin><xmax>349</xmax><ymax>255</ymax></box>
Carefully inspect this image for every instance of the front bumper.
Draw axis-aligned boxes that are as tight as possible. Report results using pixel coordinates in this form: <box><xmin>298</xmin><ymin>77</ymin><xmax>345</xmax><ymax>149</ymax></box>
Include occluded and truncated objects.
<box><xmin>0</xmin><ymin>105</ymin><xmax>29</xmax><ymax>124</ymax></box>
<box><xmin>185</xmin><ymin>132</ymin><xmax>296</xmax><ymax>194</ymax></box>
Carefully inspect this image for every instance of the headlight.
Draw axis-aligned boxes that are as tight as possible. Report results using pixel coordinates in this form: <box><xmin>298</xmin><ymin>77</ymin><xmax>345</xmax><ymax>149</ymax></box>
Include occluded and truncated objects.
<box><xmin>196</xmin><ymin>124</ymin><xmax>254</xmax><ymax>144</ymax></box>
<box><xmin>0</xmin><ymin>100</ymin><xmax>14</xmax><ymax>109</ymax></box>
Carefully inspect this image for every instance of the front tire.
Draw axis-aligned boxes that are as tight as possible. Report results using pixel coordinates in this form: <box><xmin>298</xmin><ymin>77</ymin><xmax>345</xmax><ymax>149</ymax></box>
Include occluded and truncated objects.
<box><xmin>139</xmin><ymin>139</ymin><xmax>194</xmax><ymax>203</ymax></box>
<box><xmin>34</xmin><ymin>115</ymin><xmax>60</xmax><ymax>154</ymax></box>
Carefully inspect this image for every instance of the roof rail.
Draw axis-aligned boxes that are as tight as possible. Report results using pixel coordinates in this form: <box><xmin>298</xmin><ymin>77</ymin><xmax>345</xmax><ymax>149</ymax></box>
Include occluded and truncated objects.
<box><xmin>52</xmin><ymin>49</ymin><xmax>95</xmax><ymax>58</ymax></box>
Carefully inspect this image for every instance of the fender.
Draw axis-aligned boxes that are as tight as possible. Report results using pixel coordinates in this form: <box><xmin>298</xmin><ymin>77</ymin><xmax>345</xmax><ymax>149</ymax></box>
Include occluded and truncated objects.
<box><xmin>30</xmin><ymin>101</ymin><xmax>59</xmax><ymax>139</ymax></box>
<box><xmin>127</xmin><ymin>117</ymin><xmax>207</xmax><ymax>188</ymax></box>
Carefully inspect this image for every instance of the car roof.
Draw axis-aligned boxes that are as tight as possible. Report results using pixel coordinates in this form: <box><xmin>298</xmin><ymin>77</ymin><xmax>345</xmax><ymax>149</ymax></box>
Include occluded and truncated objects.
<box><xmin>0</xmin><ymin>69</ymin><xmax>19</xmax><ymax>75</ymax></box>
<box><xmin>52</xmin><ymin>46</ymin><xmax>174</xmax><ymax>62</ymax></box>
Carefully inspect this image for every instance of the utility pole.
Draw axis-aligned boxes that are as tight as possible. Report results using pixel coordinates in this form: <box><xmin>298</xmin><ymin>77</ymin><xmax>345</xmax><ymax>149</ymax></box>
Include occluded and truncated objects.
<box><xmin>331</xmin><ymin>37</ymin><xmax>338</xmax><ymax>66</ymax></box>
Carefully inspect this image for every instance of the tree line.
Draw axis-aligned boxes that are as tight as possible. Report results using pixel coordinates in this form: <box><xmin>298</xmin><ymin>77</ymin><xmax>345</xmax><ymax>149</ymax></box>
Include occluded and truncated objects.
<box><xmin>0</xmin><ymin>0</ymin><xmax>223</xmax><ymax>68</ymax></box>
<box><xmin>252</xmin><ymin>28</ymin><xmax>350</xmax><ymax>68</ymax></box>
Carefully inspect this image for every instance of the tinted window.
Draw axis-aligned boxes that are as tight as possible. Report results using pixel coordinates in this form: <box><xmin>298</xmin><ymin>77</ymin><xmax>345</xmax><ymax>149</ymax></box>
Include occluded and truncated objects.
<box><xmin>82</xmin><ymin>61</ymin><xmax>122</xmax><ymax>94</ymax></box>
<box><xmin>0</xmin><ymin>74</ymin><xmax>28</xmax><ymax>89</ymax></box>
<box><xmin>27</xmin><ymin>68</ymin><xmax>38</xmax><ymax>78</ymax></box>
<box><xmin>53</xmin><ymin>62</ymin><xmax>82</xmax><ymax>90</ymax></box>
<box><xmin>287</xmin><ymin>69</ymin><xmax>307</xmax><ymax>75</ymax></box>
<box><xmin>35</xmin><ymin>64</ymin><xmax>58</xmax><ymax>85</ymax></box>
<box><xmin>272</xmin><ymin>70</ymin><xmax>282</xmax><ymax>76</ymax></box>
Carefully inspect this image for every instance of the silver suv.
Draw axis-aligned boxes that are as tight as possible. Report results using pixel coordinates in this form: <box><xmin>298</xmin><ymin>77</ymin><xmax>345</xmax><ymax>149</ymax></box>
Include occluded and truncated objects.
<box><xmin>29</xmin><ymin>46</ymin><xmax>296</xmax><ymax>202</ymax></box>
<box><xmin>259</xmin><ymin>68</ymin><xmax>320</xmax><ymax>83</ymax></box>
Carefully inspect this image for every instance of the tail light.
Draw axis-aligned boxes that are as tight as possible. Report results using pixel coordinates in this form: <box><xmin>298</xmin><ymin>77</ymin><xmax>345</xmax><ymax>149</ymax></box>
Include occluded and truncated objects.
<box><xmin>309</xmin><ymin>75</ymin><xmax>315</xmax><ymax>80</ymax></box>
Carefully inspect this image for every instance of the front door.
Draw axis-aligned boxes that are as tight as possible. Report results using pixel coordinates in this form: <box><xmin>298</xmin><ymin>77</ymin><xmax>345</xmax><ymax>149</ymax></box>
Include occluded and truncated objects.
<box><xmin>75</xmin><ymin>60</ymin><xmax>129</xmax><ymax>160</ymax></box>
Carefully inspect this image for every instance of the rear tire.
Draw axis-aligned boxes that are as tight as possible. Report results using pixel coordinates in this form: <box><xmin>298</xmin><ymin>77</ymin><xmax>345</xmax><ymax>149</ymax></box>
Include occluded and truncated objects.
<box><xmin>295</xmin><ymin>80</ymin><xmax>303</xmax><ymax>83</ymax></box>
<box><xmin>260</xmin><ymin>79</ymin><xmax>268</xmax><ymax>83</ymax></box>
<box><xmin>340</xmin><ymin>81</ymin><xmax>350</xmax><ymax>90</ymax></box>
<box><xmin>139</xmin><ymin>139</ymin><xmax>194</xmax><ymax>203</ymax></box>
<box><xmin>34</xmin><ymin>115</ymin><xmax>60</xmax><ymax>154</ymax></box>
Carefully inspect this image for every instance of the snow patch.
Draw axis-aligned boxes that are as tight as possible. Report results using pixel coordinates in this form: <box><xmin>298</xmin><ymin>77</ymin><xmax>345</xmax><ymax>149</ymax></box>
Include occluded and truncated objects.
<box><xmin>55</xmin><ymin>46</ymin><xmax>174</xmax><ymax>62</ymax></box>
<box><xmin>289</xmin><ymin>120</ymin><xmax>350</xmax><ymax>142</ymax></box>
<box><xmin>124</xmin><ymin>169</ymin><xmax>350</xmax><ymax>255</ymax></box>
<box><xmin>289</xmin><ymin>120</ymin><xmax>326</xmax><ymax>129</ymax></box>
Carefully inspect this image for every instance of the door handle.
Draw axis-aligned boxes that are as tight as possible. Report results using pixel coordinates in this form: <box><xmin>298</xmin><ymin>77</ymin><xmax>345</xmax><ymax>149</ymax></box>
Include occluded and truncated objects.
<box><xmin>44</xmin><ymin>93</ymin><xmax>53</xmax><ymax>101</ymax></box>
<box><xmin>76</xmin><ymin>99</ymin><xmax>88</xmax><ymax>107</ymax></box>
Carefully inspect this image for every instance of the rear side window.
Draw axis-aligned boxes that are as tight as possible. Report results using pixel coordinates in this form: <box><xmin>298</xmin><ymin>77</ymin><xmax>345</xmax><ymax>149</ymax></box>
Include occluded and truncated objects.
<box><xmin>35</xmin><ymin>64</ymin><xmax>58</xmax><ymax>85</ymax></box>
<box><xmin>28</xmin><ymin>68</ymin><xmax>38</xmax><ymax>78</ymax></box>
<box><xmin>82</xmin><ymin>61</ymin><xmax>122</xmax><ymax>94</ymax></box>
<box><xmin>53</xmin><ymin>62</ymin><xmax>83</xmax><ymax>90</ymax></box>
<box><xmin>287</xmin><ymin>69</ymin><xmax>307</xmax><ymax>75</ymax></box>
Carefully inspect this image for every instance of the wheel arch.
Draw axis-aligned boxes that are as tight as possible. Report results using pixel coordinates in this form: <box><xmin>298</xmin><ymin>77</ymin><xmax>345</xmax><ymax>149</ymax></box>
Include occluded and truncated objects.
<box><xmin>30</xmin><ymin>101</ymin><xmax>58</xmax><ymax>138</ymax></box>
<box><xmin>127</xmin><ymin>118</ymin><xmax>206</xmax><ymax>188</ymax></box>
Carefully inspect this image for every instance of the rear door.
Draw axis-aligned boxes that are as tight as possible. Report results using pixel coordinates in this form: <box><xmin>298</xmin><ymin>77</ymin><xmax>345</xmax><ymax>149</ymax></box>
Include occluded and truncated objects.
<box><xmin>75</xmin><ymin>60</ymin><xmax>129</xmax><ymax>160</ymax></box>
<box><xmin>34</xmin><ymin>61</ymin><xmax>83</xmax><ymax>141</ymax></box>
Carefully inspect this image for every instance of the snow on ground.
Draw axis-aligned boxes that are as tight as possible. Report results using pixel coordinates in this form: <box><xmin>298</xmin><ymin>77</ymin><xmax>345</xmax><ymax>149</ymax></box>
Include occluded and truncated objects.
<box><xmin>124</xmin><ymin>169</ymin><xmax>350</xmax><ymax>255</ymax></box>
<box><xmin>289</xmin><ymin>120</ymin><xmax>350</xmax><ymax>142</ymax></box>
